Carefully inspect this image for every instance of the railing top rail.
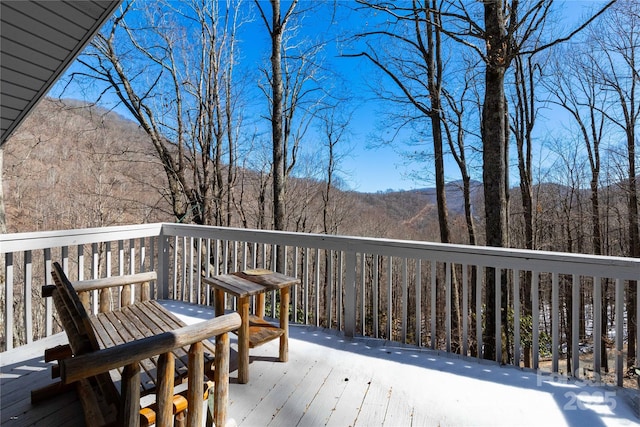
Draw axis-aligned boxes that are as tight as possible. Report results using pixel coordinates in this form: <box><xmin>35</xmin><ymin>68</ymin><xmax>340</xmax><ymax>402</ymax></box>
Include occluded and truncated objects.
<box><xmin>162</xmin><ymin>224</ymin><xmax>640</xmax><ymax>280</ymax></box>
<box><xmin>0</xmin><ymin>223</ymin><xmax>164</xmax><ymax>253</ymax></box>
<box><xmin>1</xmin><ymin>222</ymin><xmax>637</xmax><ymax>279</ymax></box>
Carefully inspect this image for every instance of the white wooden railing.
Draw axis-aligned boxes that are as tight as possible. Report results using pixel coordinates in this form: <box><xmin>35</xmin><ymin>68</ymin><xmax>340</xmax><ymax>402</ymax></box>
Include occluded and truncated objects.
<box><xmin>2</xmin><ymin>223</ymin><xmax>639</xmax><ymax>386</ymax></box>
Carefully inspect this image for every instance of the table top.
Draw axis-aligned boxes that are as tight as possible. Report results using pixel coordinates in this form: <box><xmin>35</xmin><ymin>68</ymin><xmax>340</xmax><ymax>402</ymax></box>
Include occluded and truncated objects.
<box><xmin>203</xmin><ymin>270</ymin><xmax>299</xmax><ymax>298</ymax></box>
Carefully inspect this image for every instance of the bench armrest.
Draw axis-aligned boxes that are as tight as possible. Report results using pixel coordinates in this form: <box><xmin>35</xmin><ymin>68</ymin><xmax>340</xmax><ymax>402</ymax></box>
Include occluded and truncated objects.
<box><xmin>60</xmin><ymin>312</ymin><xmax>241</xmax><ymax>383</ymax></box>
<box><xmin>71</xmin><ymin>271</ymin><xmax>157</xmax><ymax>292</ymax></box>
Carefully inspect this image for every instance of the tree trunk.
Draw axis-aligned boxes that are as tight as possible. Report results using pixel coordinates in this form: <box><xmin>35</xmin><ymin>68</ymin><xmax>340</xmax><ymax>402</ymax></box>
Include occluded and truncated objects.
<box><xmin>481</xmin><ymin>0</ymin><xmax>510</xmax><ymax>361</ymax></box>
<box><xmin>626</xmin><ymin>128</ymin><xmax>638</xmax><ymax>367</ymax></box>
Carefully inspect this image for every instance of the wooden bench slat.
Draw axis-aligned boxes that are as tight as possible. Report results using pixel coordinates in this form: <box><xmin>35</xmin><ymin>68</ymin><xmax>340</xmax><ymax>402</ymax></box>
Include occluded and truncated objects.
<box><xmin>128</xmin><ymin>302</ymin><xmax>192</xmax><ymax>377</ymax></box>
<box><xmin>98</xmin><ymin>310</ymin><xmax>166</xmax><ymax>393</ymax></box>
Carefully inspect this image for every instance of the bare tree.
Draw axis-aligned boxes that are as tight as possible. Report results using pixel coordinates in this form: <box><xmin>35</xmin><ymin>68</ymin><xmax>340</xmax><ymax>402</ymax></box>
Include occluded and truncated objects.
<box><xmin>545</xmin><ymin>40</ymin><xmax>611</xmax><ymax>371</ymax></box>
<box><xmin>348</xmin><ymin>0</ymin><xmax>465</xmax><ymax>349</ymax></box>
<box><xmin>589</xmin><ymin>1</ymin><xmax>640</xmax><ymax>367</ymax></box>
<box><xmin>437</xmin><ymin>0</ymin><xmax>614</xmax><ymax>361</ymax></box>
<box><xmin>69</xmin><ymin>0</ymin><xmax>245</xmax><ymax>225</ymax></box>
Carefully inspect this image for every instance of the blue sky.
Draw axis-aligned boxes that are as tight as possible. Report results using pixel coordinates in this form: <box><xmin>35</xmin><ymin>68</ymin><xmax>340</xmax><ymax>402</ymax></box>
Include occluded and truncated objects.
<box><xmin>50</xmin><ymin>0</ymin><xmax>606</xmax><ymax>194</ymax></box>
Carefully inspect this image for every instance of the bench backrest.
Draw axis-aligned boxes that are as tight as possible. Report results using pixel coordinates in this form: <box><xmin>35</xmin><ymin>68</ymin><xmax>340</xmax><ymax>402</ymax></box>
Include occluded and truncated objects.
<box><xmin>50</xmin><ymin>262</ymin><xmax>121</xmax><ymax>425</ymax></box>
<box><xmin>51</xmin><ymin>262</ymin><xmax>100</xmax><ymax>355</ymax></box>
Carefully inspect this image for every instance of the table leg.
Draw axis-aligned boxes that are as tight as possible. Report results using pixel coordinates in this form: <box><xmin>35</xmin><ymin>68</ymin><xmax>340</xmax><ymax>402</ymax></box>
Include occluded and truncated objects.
<box><xmin>238</xmin><ymin>295</ymin><xmax>250</xmax><ymax>384</ymax></box>
<box><xmin>256</xmin><ymin>293</ymin><xmax>265</xmax><ymax>319</ymax></box>
<box><xmin>279</xmin><ymin>287</ymin><xmax>290</xmax><ymax>363</ymax></box>
<box><xmin>214</xmin><ymin>289</ymin><xmax>225</xmax><ymax>317</ymax></box>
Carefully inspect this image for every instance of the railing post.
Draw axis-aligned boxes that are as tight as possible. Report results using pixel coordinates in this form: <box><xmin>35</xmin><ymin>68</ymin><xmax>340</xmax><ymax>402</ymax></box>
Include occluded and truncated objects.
<box><xmin>157</xmin><ymin>229</ymin><xmax>170</xmax><ymax>300</ymax></box>
<box><xmin>5</xmin><ymin>252</ymin><xmax>13</xmax><ymax>351</ymax></box>
<box><xmin>344</xmin><ymin>251</ymin><xmax>357</xmax><ymax>338</ymax></box>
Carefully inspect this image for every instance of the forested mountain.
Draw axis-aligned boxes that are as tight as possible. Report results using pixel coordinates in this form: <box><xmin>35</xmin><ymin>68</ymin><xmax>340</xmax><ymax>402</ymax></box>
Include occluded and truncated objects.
<box><xmin>2</xmin><ymin>98</ymin><xmax>634</xmax><ymax>261</ymax></box>
<box><xmin>2</xmin><ymin>98</ymin><xmax>450</xmax><ymax>240</ymax></box>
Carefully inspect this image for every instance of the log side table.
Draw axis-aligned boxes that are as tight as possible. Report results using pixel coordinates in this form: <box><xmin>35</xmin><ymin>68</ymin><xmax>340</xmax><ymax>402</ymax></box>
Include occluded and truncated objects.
<box><xmin>203</xmin><ymin>270</ymin><xmax>299</xmax><ymax>384</ymax></box>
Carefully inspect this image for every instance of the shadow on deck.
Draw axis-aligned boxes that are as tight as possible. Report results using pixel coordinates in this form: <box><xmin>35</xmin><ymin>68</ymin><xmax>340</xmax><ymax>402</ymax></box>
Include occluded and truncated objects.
<box><xmin>2</xmin><ymin>301</ymin><xmax>638</xmax><ymax>426</ymax></box>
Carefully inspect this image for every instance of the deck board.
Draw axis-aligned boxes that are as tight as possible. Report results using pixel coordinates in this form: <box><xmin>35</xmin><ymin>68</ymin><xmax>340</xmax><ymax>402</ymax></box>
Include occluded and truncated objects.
<box><xmin>2</xmin><ymin>301</ymin><xmax>638</xmax><ymax>427</ymax></box>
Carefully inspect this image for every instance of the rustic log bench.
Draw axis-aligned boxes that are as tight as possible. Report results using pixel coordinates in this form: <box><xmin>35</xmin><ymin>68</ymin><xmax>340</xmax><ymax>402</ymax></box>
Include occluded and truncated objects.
<box><xmin>32</xmin><ymin>262</ymin><xmax>241</xmax><ymax>427</ymax></box>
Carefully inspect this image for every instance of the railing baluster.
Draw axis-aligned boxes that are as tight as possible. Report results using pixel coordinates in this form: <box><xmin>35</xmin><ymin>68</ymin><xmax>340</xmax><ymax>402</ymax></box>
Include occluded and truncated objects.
<box><xmin>594</xmin><ymin>276</ymin><xmax>602</xmax><ymax>378</ymax></box>
<box><xmin>373</xmin><ymin>255</ymin><xmax>379</xmax><ymax>339</ymax></box>
<box><xmin>188</xmin><ymin>237</ymin><xmax>194</xmax><ymax>303</ymax></box>
<box><xmin>360</xmin><ymin>253</ymin><xmax>365</xmax><ymax>336</ymax></box>
<box><xmin>326</xmin><ymin>250</ymin><xmax>333</xmax><ymax>329</ymax></box>
<box><xmin>532</xmin><ymin>271</ymin><xmax>539</xmax><ymax>369</ymax></box>
<box><xmin>118</xmin><ymin>240</ymin><xmax>125</xmax><ymax>306</ymax></box>
<box><xmin>446</xmin><ymin>262</ymin><xmax>451</xmax><ymax>353</ymax></box>
<box><xmin>402</xmin><ymin>258</ymin><xmax>408</xmax><ymax>344</ymax></box>
<box><xmin>462</xmin><ymin>264</ymin><xmax>468</xmax><ymax>357</ymax></box>
<box><xmin>293</xmin><ymin>247</ymin><xmax>299</xmax><ymax>323</ymax></box>
<box><xmin>572</xmin><ymin>274</ymin><xmax>580</xmax><ymax>378</ymax></box>
<box><xmin>615</xmin><ymin>278</ymin><xmax>623</xmax><ymax>387</ymax></box>
<box><xmin>197</xmin><ymin>238</ymin><xmax>203</xmax><ymax>304</ymax></box>
<box><xmin>513</xmin><ymin>270</ymin><xmax>520</xmax><ymax>367</ymax></box>
<box><xmin>24</xmin><ymin>250</ymin><xmax>33</xmax><ymax>344</ymax></box>
<box><xmin>344</xmin><ymin>251</ymin><xmax>357</xmax><ymax>337</ymax></box>
<box><xmin>552</xmin><ymin>272</ymin><xmax>559</xmax><ymax>373</ymax></box>
<box><xmin>44</xmin><ymin>248</ymin><xmax>53</xmax><ymax>335</ymax></box>
<box><xmin>337</xmin><ymin>251</ymin><xmax>343</xmax><ymax>330</ymax></box>
<box><xmin>303</xmin><ymin>247</ymin><xmax>309</xmax><ymax>325</ymax></box>
<box><xmin>416</xmin><ymin>259</ymin><xmax>422</xmax><ymax>347</ymax></box>
<box><xmin>476</xmin><ymin>266</ymin><xmax>482</xmax><ymax>359</ymax></box>
<box><xmin>61</xmin><ymin>246</ymin><xmax>69</xmax><ymax>273</ymax></box>
<box><xmin>387</xmin><ymin>256</ymin><xmax>393</xmax><ymax>340</ymax></box>
<box><xmin>173</xmin><ymin>236</ymin><xmax>179</xmax><ymax>299</ymax></box>
<box><xmin>5</xmin><ymin>253</ymin><xmax>14</xmax><ymax>350</ymax></box>
<box><xmin>430</xmin><ymin>260</ymin><xmax>436</xmax><ymax>350</ymax></box>
<box><xmin>495</xmin><ymin>267</ymin><xmax>501</xmax><ymax>363</ymax></box>
<box><xmin>315</xmin><ymin>248</ymin><xmax>320</xmax><ymax>327</ymax></box>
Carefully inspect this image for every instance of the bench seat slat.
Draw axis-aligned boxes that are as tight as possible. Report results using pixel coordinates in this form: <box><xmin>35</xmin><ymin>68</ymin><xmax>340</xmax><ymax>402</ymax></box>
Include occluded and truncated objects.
<box><xmin>128</xmin><ymin>302</ymin><xmax>191</xmax><ymax>376</ymax></box>
<box><xmin>97</xmin><ymin>310</ymin><xmax>160</xmax><ymax>392</ymax></box>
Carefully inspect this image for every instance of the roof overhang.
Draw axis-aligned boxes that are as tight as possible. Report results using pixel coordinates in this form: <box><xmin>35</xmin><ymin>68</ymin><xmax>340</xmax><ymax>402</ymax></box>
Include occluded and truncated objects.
<box><xmin>1</xmin><ymin>0</ymin><xmax>122</xmax><ymax>146</ymax></box>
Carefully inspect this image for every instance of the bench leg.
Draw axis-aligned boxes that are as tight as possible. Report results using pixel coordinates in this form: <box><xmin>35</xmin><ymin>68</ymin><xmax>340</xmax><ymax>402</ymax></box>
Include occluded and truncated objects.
<box><xmin>279</xmin><ymin>287</ymin><xmax>290</xmax><ymax>363</ymax></box>
<box><xmin>238</xmin><ymin>296</ymin><xmax>250</xmax><ymax>384</ymax></box>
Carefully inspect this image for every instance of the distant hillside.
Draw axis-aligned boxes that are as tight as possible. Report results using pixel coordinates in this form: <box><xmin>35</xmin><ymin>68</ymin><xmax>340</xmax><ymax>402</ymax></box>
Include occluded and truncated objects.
<box><xmin>2</xmin><ymin>98</ymin><xmax>474</xmax><ymax>242</ymax></box>
<box><xmin>394</xmin><ymin>180</ymin><xmax>483</xmax><ymax>215</ymax></box>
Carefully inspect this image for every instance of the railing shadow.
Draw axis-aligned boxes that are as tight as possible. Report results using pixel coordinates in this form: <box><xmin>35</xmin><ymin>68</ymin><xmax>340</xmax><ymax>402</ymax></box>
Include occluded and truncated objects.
<box><xmin>288</xmin><ymin>325</ymin><xmax>638</xmax><ymax>427</ymax></box>
<box><xmin>160</xmin><ymin>299</ymin><xmax>638</xmax><ymax>426</ymax></box>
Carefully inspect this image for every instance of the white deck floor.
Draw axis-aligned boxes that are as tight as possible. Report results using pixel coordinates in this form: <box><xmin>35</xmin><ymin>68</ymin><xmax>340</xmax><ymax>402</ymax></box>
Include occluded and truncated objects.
<box><xmin>2</xmin><ymin>300</ymin><xmax>639</xmax><ymax>426</ymax></box>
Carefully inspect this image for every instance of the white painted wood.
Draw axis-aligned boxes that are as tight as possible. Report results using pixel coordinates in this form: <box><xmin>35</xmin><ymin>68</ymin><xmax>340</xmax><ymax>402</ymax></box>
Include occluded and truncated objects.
<box><xmin>572</xmin><ymin>274</ymin><xmax>580</xmax><ymax>379</ymax></box>
<box><xmin>532</xmin><ymin>272</ymin><xmax>539</xmax><ymax>369</ymax></box>
<box><xmin>416</xmin><ymin>260</ymin><xmax>422</xmax><ymax>347</ymax></box>
<box><xmin>4</xmin><ymin>253</ymin><xmax>14</xmax><ymax>350</ymax></box>
<box><xmin>552</xmin><ymin>272</ymin><xmax>559</xmax><ymax>373</ymax></box>
<box><xmin>387</xmin><ymin>256</ymin><xmax>393</xmax><ymax>340</ymax></box>
<box><xmin>446</xmin><ymin>262</ymin><xmax>451</xmax><ymax>352</ymax></box>
<box><xmin>44</xmin><ymin>249</ymin><xmax>52</xmax><ymax>336</ymax></box>
<box><xmin>295</xmin><ymin>366</ymin><xmax>351</xmax><ymax>426</ymax></box>
<box><xmin>513</xmin><ymin>270</ymin><xmax>520</xmax><ymax>367</ymax></box>
<box><xmin>431</xmin><ymin>260</ymin><xmax>436</xmax><ymax>349</ymax></box>
<box><xmin>616</xmin><ymin>278</ymin><xmax>624</xmax><ymax>387</ymax></box>
<box><xmin>24</xmin><ymin>251</ymin><xmax>33</xmax><ymax>344</ymax></box>
<box><xmin>326</xmin><ymin>250</ymin><xmax>333</xmax><ymax>329</ymax></box>
<box><xmin>354</xmin><ymin>380</ymin><xmax>391</xmax><ymax>426</ymax></box>
<box><xmin>476</xmin><ymin>266</ymin><xmax>482</xmax><ymax>359</ymax></box>
<box><xmin>594</xmin><ymin>276</ymin><xmax>602</xmax><ymax>377</ymax></box>
<box><xmin>344</xmin><ymin>251</ymin><xmax>357</xmax><ymax>337</ymax></box>
<box><xmin>402</xmin><ymin>258</ymin><xmax>408</xmax><ymax>344</ymax></box>
<box><xmin>360</xmin><ymin>253</ymin><xmax>366</xmax><ymax>336</ymax></box>
<box><xmin>495</xmin><ymin>267</ymin><xmax>501</xmax><ymax>363</ymax></box>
